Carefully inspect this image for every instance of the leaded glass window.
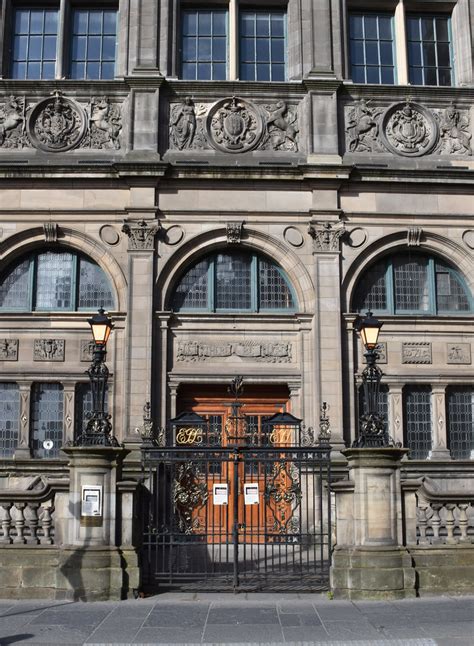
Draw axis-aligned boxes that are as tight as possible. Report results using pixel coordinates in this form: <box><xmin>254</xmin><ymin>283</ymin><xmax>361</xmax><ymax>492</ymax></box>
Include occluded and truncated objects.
<box><xmin>171</xmin><ymin>251</ymin><xmax>295</xmax><ymax>313</ymax></box>
<box><xmin>70</xmin><ymin>8</ymin><xmax>117</xmax><ymax>80</ymax></box>
<box><xmin>31</xmin><ymin>383</ymin><xmax>63</xmax><ymax>458</ymax></box>
<box><xmin>349</xmin><ymin>12</ymin><xmax>395</xmax><ymax>84</ymax></box>
<box><xmin>0</xmin><ymin>384</ymin><xmax>20</xmax><ymax>458</ymax></box>
<box><xmin>404</xmin><ymin>386</ymin><xmax>432</xmax><ymax>459</ymax></box>
<box><xmin>353</xmin><ymin>254</ymin><xmax>472</xmax><ymax>315</ymax></box>
<box><xmin>0</xmin><ymin>250</ymin><xmax>114</xmax><ymax>312</ymax></box>
<box><xmin>447</xmin><ymin>387</ymin><xmax>474</xmax><ymax>460</ymax></box>
<box><xmin>181</xmin><ymin>9</ymin><xmax>227</xmax><ymax>80</ymax></box>
<box><xmin>75</xmin><ymin>382</ymin><xmax>108</xmax><ymax>439</ymax></box>
<box><xmin>240</xmin><ymin>10</ymin><xmax>286</xmax><ymax>82</ymax></box>
<box><xmin>11</xmin><ymin>8</ymin><xmax>58</xmax><ymax>80</ymax></box>
<box><xmin>407</xmin><ymin>14</ymin><xmax>452</xmax><ymax>86</ymax></box>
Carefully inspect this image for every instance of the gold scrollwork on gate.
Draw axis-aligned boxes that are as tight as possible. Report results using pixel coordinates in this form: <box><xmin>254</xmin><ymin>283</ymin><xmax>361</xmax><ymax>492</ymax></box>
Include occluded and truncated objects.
<box><xmin>269</xmin><ymin>427</ymin><xmax>292</xmax><ymax>445</ymax></box>
<box><xmin>176</xmin><ymin>427</ymin><xmax>203</xmax><ymax>445</ymax></box>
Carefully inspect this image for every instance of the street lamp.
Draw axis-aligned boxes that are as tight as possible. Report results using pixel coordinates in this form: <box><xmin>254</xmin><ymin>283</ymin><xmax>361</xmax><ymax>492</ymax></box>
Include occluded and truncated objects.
<box><xmin>353</xmin><ymin>310</ymin><xmax>389</xmax><ymax>448</ymax></box>
<box><xmin>76</xmin><ymin>308</ymin><xmax>118</xmax><ymax>446</ymax></box>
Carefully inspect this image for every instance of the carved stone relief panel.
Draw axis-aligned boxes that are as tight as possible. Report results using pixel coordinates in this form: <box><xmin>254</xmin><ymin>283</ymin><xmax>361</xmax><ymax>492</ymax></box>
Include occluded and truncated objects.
<box><xmin>34</xmin><ymin>339</ymin><xmax>65</xmax><ymax>361</ymax></box>
<box><xmin>0</xmin><ymin>91</ymin><xmax>123</xmax><ymax>152</ymax></box>
<box><xmin>176</xmin><ymin>340</ymin><xmax>292</xmax><ymax>363</ymax></box>
<box><xmin>447</xmin><ymin>343</ymin><xmax>471</xmax><ymax>364</ymax></box>
<box><xmin>0</xmin><ymin>339</ymin><xmax>18</xmax><ymax>361</ymax></box>
<box><xmin>80</xmin><ymin>340</ymin><xmax>95</xmax><ymax>362</ymax></box>
<box><xmin>402</xmin><ymin>342</ymin><xmax>432</xmax><ymax>364</ymax></box>
<box><xmin>345</xmin><ymin>100</ymin><xmax>471</xmax><ymax>157</ymax></box>
<box><xmin>169</xmin><ymin>96</ymin><xmax>299</xmax><ymax>153</ymax></box>
<box><xmin>375</xmin><ymin>342</ymin><xmax>387</xmax><ymax>364</ymax></box>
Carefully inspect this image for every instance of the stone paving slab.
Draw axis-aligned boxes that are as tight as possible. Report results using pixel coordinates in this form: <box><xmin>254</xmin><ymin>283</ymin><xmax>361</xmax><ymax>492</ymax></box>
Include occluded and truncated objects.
<box><xmin>0</xmin><ymin>594</ymin><xmax>471</xmax><ymax>645</ymax></box>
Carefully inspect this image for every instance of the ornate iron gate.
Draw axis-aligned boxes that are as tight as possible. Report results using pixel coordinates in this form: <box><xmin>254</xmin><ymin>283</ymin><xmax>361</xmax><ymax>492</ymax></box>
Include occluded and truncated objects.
<box><xmin>140</xmin><ymin>394</ymin><xmax>332</xmax><ymax>592</ymax></box>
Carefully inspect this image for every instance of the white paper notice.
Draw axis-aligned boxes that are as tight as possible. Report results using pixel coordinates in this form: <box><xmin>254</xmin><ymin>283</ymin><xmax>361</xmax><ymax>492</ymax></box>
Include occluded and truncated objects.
<box><xmin>213</xmin><ymin>483</ymin><xmax>228</xmax><ymax>505</ymax></box>
<box><xmin>244</xmin><ymin>483</ymin><xmax>259</xmax><ymax>505</ymax></box>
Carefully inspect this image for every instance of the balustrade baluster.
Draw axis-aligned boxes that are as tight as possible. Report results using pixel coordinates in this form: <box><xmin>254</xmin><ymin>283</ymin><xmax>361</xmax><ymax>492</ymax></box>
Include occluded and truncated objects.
<box><xmin>445</xmin><ymin>504</ymin><xmax>456</xmax><ymax>544</ymax></box>
<box><xmin>416</xmin><ymin>506</ymin><xmax>430</xmax><ymax>544</ymax></box>
<box><xmin>458</xmin><ymin>504</ymin><xmax>470</xmax><ymax>542</ymax></box>
<box><xmin>39</xmin><ymin>503</ymin><xmax>54</xmax><ymax>545</ymax></box>
<box><xmin>430</xmin><ymin>503</ymin><xmax>443</xmax><ymax>543</ymax></box>
<box><xmin>26</xmin><ymin>503</ymin><xmax>40</xmax><ymax>545</ymax></box>
<box><xmin>13</xmin><ymin>503</ymin><xmax>26</xmax><ymax>544</ymax></box>
<box><xmin>0</xmin><ymin>503</ymin><xmax>12</xmax><ymax>544</ymax></box>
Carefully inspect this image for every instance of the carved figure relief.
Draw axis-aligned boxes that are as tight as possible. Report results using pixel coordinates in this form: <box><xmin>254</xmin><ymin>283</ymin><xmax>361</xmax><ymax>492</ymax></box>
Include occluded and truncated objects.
<box><xmin>375</xmin><ymin>342</ymin><xmax>387</xmax><ymax>364</ymax></box>
<box><xmin>80</xmin><ymin>340</ymin><xmax>96</xmax><ymax>362</ymax></box>
<box><xmin>122</xmin><ymin>219</ymin><xmax>161</xmax><ymax>250</ymax></box>
<box><xmin>0</xmin><ymin>96</ymin><xmax>27</xmax><ymax>149</ymax></box>
<box><xmin>438</xmin><ymin>104</ymin><xmax>472</xmax><ymax>156</ymax></box>
<box><xmin>345</xmin><ymin>99</ymin><xmax>382</xmax><ymax>153</ymax></box>
<box><xmin>207</xmin><ymin>96</ymin><xmax>264</xmax><ymax>153</ymax></box>
<box><xmin>82</xmin><ymin>96</ymin><xmax>122</xmax><ymax>150</ymax></box>
<box><xmin>447</xmin><ymin>343</ymin><xmax>471</xmax><ymax>364</ymax></box>
<box><xmin>262</xmin><ymin>101</ymin><xmax>298</xmax><ymax>152</ymax></box>
<box><xmin>0</xmin><ymin>339</ymin><xmax>18</xmax><ymax>361</ymax></box>
<box><xmin>169</xmin><ymin>97</ymin><xmax>196</xmax><ymax>150</ymax></box>
<box><xmin>382</xmin><ymin>102</ymin><xmax>438</xmax><ymax>157</ymax></box>
<box><xmin>177</xmin><ymin>340</ymin><xmax>292</xmax><ymax>363</ymax></box>
<box><xmin>34</xmin><ymin>339</ymin><xmax>65</xmax><ymax>361</ymax></box>
<box><xmin>27</xmin><ymin>92</ymin><xmax>86</xmax><ymax>153</ymax></box>
<box><xmin>402</xmin><ymin>342</ymin><xmax>432</xmax><ymax>364</ymax></box>
<box><xmin>308</xmin><ymin>222</ymin><xmax>346</xmax><ymax>252</ymax></box>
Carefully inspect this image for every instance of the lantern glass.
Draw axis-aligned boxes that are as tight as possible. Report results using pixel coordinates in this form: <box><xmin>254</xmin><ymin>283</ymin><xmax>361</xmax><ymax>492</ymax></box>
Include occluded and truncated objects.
<box><xmin>88</xmin><ymin>309</ymin><xmax>113</xmax><ymax>347</ymax></box>
<box><xmin>357</xmin><ymin>312</ymin><xmax>382</xmax><ymax>350</ymax></box>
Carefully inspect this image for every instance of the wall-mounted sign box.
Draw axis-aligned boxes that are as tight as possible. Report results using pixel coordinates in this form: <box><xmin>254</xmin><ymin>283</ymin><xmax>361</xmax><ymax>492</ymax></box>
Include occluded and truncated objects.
<box><xmin>81</xmin><ymin>485</ymin><xmax>103</xmax><ymax>517</ymax></box>
<box><xmin>213</xmin><ymin>483</ymin><xmax>228</xmax><ymax>505</ymax></box>
<box><xmin>244</xmin><ymin>483</ymin><xmax>259</xmax><ymax>505</ymax></box>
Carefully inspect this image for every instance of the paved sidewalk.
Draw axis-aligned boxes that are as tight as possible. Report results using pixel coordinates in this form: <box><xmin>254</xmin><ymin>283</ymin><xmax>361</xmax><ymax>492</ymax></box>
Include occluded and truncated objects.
<box><xmin>0</xmin><ymin>593</ymin><xmax>472</xmax><ymax>646</ymax></box>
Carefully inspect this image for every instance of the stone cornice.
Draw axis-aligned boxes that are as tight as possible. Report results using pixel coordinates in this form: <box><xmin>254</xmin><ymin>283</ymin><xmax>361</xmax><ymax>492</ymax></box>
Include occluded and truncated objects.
<box><xmin>341</xmin><ymin>82</ymin><xmax>474</xmax><ymax>104</ymax></box>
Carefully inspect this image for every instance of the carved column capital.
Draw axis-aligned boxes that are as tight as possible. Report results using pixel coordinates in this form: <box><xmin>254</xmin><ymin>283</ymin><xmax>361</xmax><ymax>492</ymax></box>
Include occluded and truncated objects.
<box><xmin>308</xmin><ymin>221</ymin><xmax>345</xmax><ymax>252</ymax></box>
<box><xmin>122</xmin><ymin>219</ymin><xmax>162</xmax><ymax>251</ymax></box>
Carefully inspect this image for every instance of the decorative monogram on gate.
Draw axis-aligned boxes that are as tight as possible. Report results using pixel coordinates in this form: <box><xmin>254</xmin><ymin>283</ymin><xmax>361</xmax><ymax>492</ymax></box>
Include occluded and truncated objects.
<box><xmin>173</xmin><ymin>463</ymin><xmax>208</xmax><ymax>534</ymax></box>
<box><xmin>176</xmin><ymin>427</ymin><xmax>203</xmax><ymax>445</ymax></box>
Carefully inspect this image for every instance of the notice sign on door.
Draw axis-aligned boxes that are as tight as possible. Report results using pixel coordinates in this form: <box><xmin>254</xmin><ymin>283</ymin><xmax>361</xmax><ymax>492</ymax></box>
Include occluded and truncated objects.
<box><xmin>244</xmin><ymin>483</ymin><xmax>259</xmax><ymax>505</ymax></box>
<box><xmin>213</xmin><ymin>483</ymin><xmax>228</xmax><ymax>505</ymax></box>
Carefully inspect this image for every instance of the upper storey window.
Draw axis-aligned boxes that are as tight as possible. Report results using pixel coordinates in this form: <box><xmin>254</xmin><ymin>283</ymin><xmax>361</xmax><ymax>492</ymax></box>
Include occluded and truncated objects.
<box><xmin>172</xmin><ymin>251</ymin><xmax>296</xmax><ymax>312</ymax></box>
<box><xmin>180</xmin><ymin>5</ymin><xmax>287</xmax><ymax>81</ymax></box>
<box><xmin>10</xmin><ymin>3</ymin><xmax>117</xmax><ymax>80</ymax></box>
<box><xmin>349</xmin><ymin>12</ymin><xmax>395</xmax><ymax>84</ymax></box>
<box><xmin>12</xmin><ymin>8</ymin><xmax>58</xmax><ymax>80</ymax></box>
<box><xmin>348</xmin><ymin>8</ymin><xmax>453</xmax><ymax>87</ymax></box>
<box><xmin>406</xmin><ymin>15</ymin><xmax>452</xmax><ymax>86</ymax></box>
<box><xmin>0</xmin><ymin>250</ymin><xmax>114</xmax><ymax>312</ymax></box>
<box><xmin>70</xmin><ymin>8</ymin><xmax>117</xmax><ymax>80</ymax></box>
<box><xmin>353</xmin><ymin>254</ymin><xmax>472</xmax><ymax>315</ymax></box>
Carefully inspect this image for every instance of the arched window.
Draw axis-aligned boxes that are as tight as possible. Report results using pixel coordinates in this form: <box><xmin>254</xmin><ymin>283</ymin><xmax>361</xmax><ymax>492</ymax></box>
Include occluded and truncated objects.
<box><xmin>353</xmin><ymin>253</ymin><xmax>472</xmax><ymax>315</ymax></box>
<box><xmin>171</xmin><ymin>251</ymin><xmax>296</xmax><ymax>312</ymax></box>
<box><xmin>0</xmin><ymin>249</ymin><xmax>114</xmax><ymax>311</ymax></box>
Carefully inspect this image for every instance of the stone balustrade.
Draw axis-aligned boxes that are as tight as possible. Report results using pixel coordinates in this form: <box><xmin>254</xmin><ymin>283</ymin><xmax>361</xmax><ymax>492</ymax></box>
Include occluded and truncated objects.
<box><xmin>0</xmin><ymin>476</ymin><xmax>69</xmax><ymax>546</ymax></box>
<box><xmin>402</xmin><ymin>478</ymin><xmax>474</xmax><ymax>546</ymax></box>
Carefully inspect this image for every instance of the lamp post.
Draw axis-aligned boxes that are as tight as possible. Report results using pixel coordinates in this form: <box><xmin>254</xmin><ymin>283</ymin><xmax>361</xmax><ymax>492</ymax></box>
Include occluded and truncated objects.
<box><xmin>353</xmin><ymin>310</ymin><xmax>389</xmax><ymax>448</ymax></box>
<box><xmin>77</xmin><ymin>308</ymin><xmax>118</xmax><ymax>447</ymax></box>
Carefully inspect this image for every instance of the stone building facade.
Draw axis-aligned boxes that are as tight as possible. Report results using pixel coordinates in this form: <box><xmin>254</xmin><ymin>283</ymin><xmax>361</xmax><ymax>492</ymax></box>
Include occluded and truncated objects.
<box><xmin>0</xmin><ymin>0</ymin><xmax>473</xmax><ymax>546</ymax></box>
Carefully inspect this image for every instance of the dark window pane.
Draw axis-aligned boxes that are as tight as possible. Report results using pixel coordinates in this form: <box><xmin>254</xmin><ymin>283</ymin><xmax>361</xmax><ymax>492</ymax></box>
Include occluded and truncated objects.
<box><xmin>436</xmin><ymin>17</ymin><xmax>449</xmax><ymax>41</ymax></box>
<box><xmin>103</xmin><ymin>11</ymin><xmax>117</xmax><ymax>35</ymax></box>
<box><xmin>15</xmin><ymin>10</ymin><xmax>29</xmax><ymax>33</ymax></box>
<box><xmin>378</xmin><ymin>16</ymin><xmax>392</xmax><ymax>39</ymax></box>
<box><xmin>350</xmin><ymin>14</ymin><xmax>363</xmax><ymax>39</ymax></box>
<box><xmin>364</xmin><ymin>15</ymin><xmax>377</xmax><ymax>39</ymax></box>
<box><xmin>421</xmin><ymin>17</ymin><xmax>434</xmax><ymax>41</ymax></box>
<box><xmin>213</xmin><ymin>11</ymin><xmax>226</xmax><ymax>36</ymax></box>
<box><xmin>27</xmin><ymin>62</ymin><xmax>41</xmax><ymax>79</ymax></box>
<box><xmin>407</xmin><ymin>14</ymin><xmax>452</xmax><ymax>87</ymax></box>
<box><xmin>241</xmin><ymin>13</ymin><xmax>255</xmax><ymax>36</ymax></box>
<box><xmin>437</xmin><ymin>42</ymin><xmax>450</xmax><ymax>67</ymax></box>
<box><xmin>240</xmin><ymin>62</ymin><xmax>254</xmax><ymax>80</ymax></box>
<box><xmin>394</xmin><ymin>256</ymin><xmax>430</xmax><ymax>312</ymax></box>
<box><xmin>406</xmin><ymin>17</ymin><xmax>420</xmax><ymax>41</ymax></box>
<box><xmin>447</xmin><ymin>388</ymin><xmax>474</xmax><ymax>460</ymax></box>
<box><xmin>365</xmin><ymin>41</ymin><xmax>379</xmax><ymax>64</ymax></box>
<box><xmin>216</xmin><ymin>254</ymin><xmax>252</xmax><ymax>310</ymax></box>
<box><xmin>259</xmin><ymin>259</ymin><xmax>294</xmax><ymax>309</ymax></box>
<box><xmin>14</xmin><ymin>36</ymin><xmax>27</xmax><ymax>60</ymax></box>
<box><xmin>366</xmin><ymin>66</ymin><xmax>380</xmax><ymax>83</ymax></box>
<box><xmin>256</xmin><ymin>14</ymin><xmax>270</xmax><ymax>37</ymax></box>
<box><xmin>198</xmin><ymin>37</ymin><xmax>212</xmax><ymax>61</ymax></box>
<box><xmin>89</xmin><ymin>11</ymin><xmax>102</xmax><ymax>35</ymax></box>
<box><xmin>350</xmin><ymin>40</ymin><xmax>364</xmax><ymax>65</ymax></box>
<box><xmin>43</xmin><ymin>35</ymin><xmax>57</xmax><ymax>59</ymax></box>
<box><xmin>30</xmin><ymin>11</ymin><xmax>43</xmax><ymax>34</ymax></box>
<box><xmin>0</xmin><ymin>258</ymin><xmax>31</xmax><ymax>310</ymax></box>
<box><xmin>31</xmin><ymin>384</ymin><xmax>63</xmax><ymax>459</ymax></box>
<box><xmin>271</xmin><ymin>15</ymin><xmax>284</xmax><ymax>37</ymax></box>
<box><xmin>182</xmin><ymin>37</ymin><xmax>196</xmax><ymax>61</ymax></box>
<box><xmin>86</xmin><ymin>61</ymin><xmax>100</xmax><ymax>79</ymax></box>
<box><xmin>197</xmin><ymin>62</ymin><xmax>211</xmax><ymax>78</ymax></box>
<box><xmin>241</xmin><ymin>38</ymin><xmax>255</xmax><ymax>62</ymax></box>
<box><xmin>408</xmin><ymin>42</ymin><xmax>422</xmax><ymax>67</ymax></box>
<box><xmin>213</xmin><ymin>62</ymin><xmax>226</xmax><ymax>79</ymax></box>
<box><xmin>213</xmin><ymin>37</ymin><xmax>226</xmax><ymax>61</ymax></box>
<box><xmin>381</xmin><ymin>66</ymin><xmax>394</xmax><ymax>84</ymax></box>
<box><xmin>409</xmin><ymin>66</ymin><xmax>423</xmax><ymax>85</ymax></box>
<box><xmin>256</xmin><ymin>63</ymin><xmax>270</xmax><ymax>81</ymax></box>
<box><xmin>256</xmin><ymin>39</ymin><xmax>270</xmax><ymax>63</ymax></box>
<box><xmin>172</xmin><ymin>259</ymin><xmax>209</xmax><ymax>310</ymax></box>
<box><xmin>102</xmin><ymin>36</ymin><xmax>116</xmax><ymax>61</ymax></box>
<box><xmin>182</xmin><ymin>12</ymin><xmax>197</xmax><ymax>36</ymax></box>
<box><xmin>271</xmin><ymin>39</ymin><xmax>284</xmax><ymax>63</ymax></box>
<box><xmin>29</xmin><ymin>35</ymin><xmax>42</xmax><ymax>59</ymax></box>
<box><xmin>198</xmin><ymin>12</ymin><xmax>212</xmax><ymax>36</ymax></box>
<box><xmin>272</xmin><ymin>63</ymin><xmax>285</xmax><ymax>81</ymax></box>
<box><xmin>70</xmin><ymin>62</ymin><xmax>84</xmax><ymax>79</ymax></box>
<box><xmin>423</xmin><ymin>42</ymin><xmax>436</xmax><ymax>67</ymax></box>
<box><xmin>88</xmin><ymin>36</ymin><xmax>102</xmax><ymax>60</ymax></box>
<box><xmin>353</xmin><ymin>259</ymin><xmax>387</xmax><ymax>311</ymax></box>
<box><xmin>101</xmin><ymin>62</ymin><xmax>115</xmax><ymax>79</ymax></box>
<box><xmin>78</xmin><ymin>258</ymin><xmax>114</xmax><ymax>310</ymax></box>
<box><xmin>424</xmin><ymin>67</ymin><xmax>437</xmax><ymax>85</ymax></box>
<box><xmin>0</xmin><ymin>384</ymin><xmax>20</xmax><ymax>458</ymax></box>
<box><xmin>42</xmin><ymin>62</ymin><xmax>55</xmax><ymax>79</ymax></box>
<box><xmin>380</xmin><ymin>41</ymin><xmax>393</xmax><ymax>65</ymax></box>
<box><xmin>438</xmin><ymin>67</ymin><xmax>452</xmax><ymax>86</ymax></box>
<box><xmin>74</xmin><ymin>10</ymin><xmax>88</xmax><ymax>33</ymax></box>
<box><xmin>352</xmin><ymin>65</ymin><xmax>366</xmax><ymax>83</ymax></box>
<box><xmin>182</xmin><ymin>62</ymin><xmax>196</xmax><ymax>79</ymax></box>
<box><xmin>182</xmin><ymin>10</ymin><xmax>227</xmax><ymax>79</ymax></box>
<box><xmin>404</xmin><ymin>386</ymin><xmax>432</xmax><ymax>460</ymax></box>
<box><xmin>12</xmin><ymin>62</ymin><xmax>26</xmax><ymax>78</ymax></box>
<box><xmin>36</xmin><ymin>252</ymin><xmax>73</xmax><ymax>310</ymax></box>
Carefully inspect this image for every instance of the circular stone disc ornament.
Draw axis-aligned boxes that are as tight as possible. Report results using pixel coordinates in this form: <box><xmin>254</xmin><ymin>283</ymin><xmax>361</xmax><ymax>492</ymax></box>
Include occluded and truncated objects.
<box><xmin>381</xmin><ymin>102</ymin><xmax>438</xmax><ymax>157</ymax></box>
<box><xmin>164</xmin><ymin>225</ymin><xmax>185</xmax><ymax>246</ymax></box>
<box><xmin>284</xmin><ymin>226</ymin><xmax>304</xmax><ymax>248</ymax></box>
<box><xmin>462</xmin><ymin>230</ymin><xmax>474</xmax><ymax>250</ymax></box>
<box><xmin>100</xmin><ymin>225</ymin><xmax>120</xmax><ymax>246</ymax></box>
<box><xmin>347</xmin><ymin>227</ymin><xmax>367</xmax><ymax>248</ymax></box>
<box><xmin>27</xmin><ymin>93</ymin><xmax>87</xmax><ymax>152</ymax></box>
<box><xmin>206</xmin><ymin>97</ymin><xmax>264</xmax><ymax>153</ymax></box>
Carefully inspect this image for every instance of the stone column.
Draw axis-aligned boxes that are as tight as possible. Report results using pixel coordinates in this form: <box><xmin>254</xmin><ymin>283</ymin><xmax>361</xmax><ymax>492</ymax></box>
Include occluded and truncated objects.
<box><xmin>387</xmin><ymin>385</ymin><xmax>404</xmax><ymax>447</ymax></box>
<box><xmin>430</xmin><ymin>384</ymin><xmax>451</xmax><ymax>460</ymax></box>
<box><xmin>300</xmin><ymin>0</ymin><xmax>334</xmax><ymax>77</ymax></box>
<box><xmin>57</xmin><ymin>446</ymin><xmax>138</xmax><ymax>601</ymax></box>
<box><xmin>15</xmin><ymin>382</ymin><xmax>32</xmax><ymax>459</ymax></box>
<box><xmin>330</xmin><ymin>448</ymin><xmax>416</xmax><ymax>599</ymax></box>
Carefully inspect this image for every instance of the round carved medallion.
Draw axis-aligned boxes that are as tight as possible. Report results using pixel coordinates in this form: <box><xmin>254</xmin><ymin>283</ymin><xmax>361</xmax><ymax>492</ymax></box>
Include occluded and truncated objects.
<box><xmin>27</xmin><ymin>93</ymin><xmax>87</xmax><ymax>152</ymax></box>
<box><xmin>206</xmin><ymin>97</ymin><xmax>264</xmax><ymax>153</ymax></box>
<box><xmin>381</xmin><ymin>102</ymin><xmax>438</xmax><ymax>157</ymax></box>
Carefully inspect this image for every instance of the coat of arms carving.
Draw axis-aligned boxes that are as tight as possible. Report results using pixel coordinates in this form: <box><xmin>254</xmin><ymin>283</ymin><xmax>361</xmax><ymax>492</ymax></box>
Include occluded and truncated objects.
<box><xmin>27</xmin><ymin>91</ymin><xmax>86</xmax><ymax>152</ymax></box>
<box><xmin>206</xmin><ymin>96</ymin><xmax>264</xmax><ymax>153</ymax></box>
<box><xmin>381</xmin><ymin>102</ymin><xmax>438</xmax><ymax>157</ymax></box>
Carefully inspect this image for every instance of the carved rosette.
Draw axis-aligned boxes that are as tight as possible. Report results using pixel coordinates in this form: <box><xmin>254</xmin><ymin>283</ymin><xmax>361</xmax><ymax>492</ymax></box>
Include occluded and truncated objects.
<box><xmin>206</xmin><ymin>97</ymin><xmax>264</xmax><ymax>153</ymax></box>
<box><xmin>381</xmin><ymin>102</ymin><xmax>438</xmax><ymax>157</ymax></box>
<box><xmin>27</xmin><ymin>93</ymin><xmax>86</xmax><ymax>153</ymax></box>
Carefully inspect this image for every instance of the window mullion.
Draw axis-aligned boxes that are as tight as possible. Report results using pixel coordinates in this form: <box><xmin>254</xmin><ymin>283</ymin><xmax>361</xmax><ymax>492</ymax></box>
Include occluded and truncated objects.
<box><xmin>387</xmin><ymin>261</ymin><xmax>395</xmax><ymax>313</ymax></box>
<box><xmin>428</xmin><ymin>257</ymin><xmax>437</xmax><ymax>314</ymax></box>
<box><xmin>229</xmin><ymin>0</ymin><xmax>238</xmax><ymax>79</ymax></box>
<box><xmin>56</xmin><ymin>0</ymin><xmax>67</xmax><ymax>79</ymax></box>
<box><xmin>72</xmin><ymin>255</ymin><xmax>79</xmax><ymax>311</ymax></box>
<box><xmin>29</xmin><ymin>257</ymin><xmax>36</xmax><ymax>311</ymax></box>
<box><xmin>209</xmin><ymin>258</ymin><xmax>215</xmax><ymax>312</ymax></box>
<box><xmin>252</xmin><ymin>255</ymin><xmax>258</xmax><ymax>312</ymax></box>
<box><xmin>394</xmin><ymin>0</ymin><xmax>408</xmax><ymax>85</ymax></box>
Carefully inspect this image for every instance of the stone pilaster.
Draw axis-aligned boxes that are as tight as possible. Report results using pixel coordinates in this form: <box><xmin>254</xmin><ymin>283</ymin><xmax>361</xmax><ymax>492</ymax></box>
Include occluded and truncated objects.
<box><xmin>15</xmin><ymin>382</ymin><xmax>32</xmax><ymax>459</ymax></box>
<box><xmin>387</xmin><ymin>385</ymin><xmax>404</xmax><ymax>447</ymax></box>
<box><xmin>430</xmin><ymin>384</ymin><xmax>451</xmax><ymax>460</ymax></box>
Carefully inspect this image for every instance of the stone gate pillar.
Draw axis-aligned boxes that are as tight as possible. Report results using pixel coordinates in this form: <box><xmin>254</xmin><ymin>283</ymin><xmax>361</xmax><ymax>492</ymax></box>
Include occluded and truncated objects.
<box><xmin>57</xmin><ymin>446</ymin><xmax>138</xmax><ymax>601</ymax></box>
<box><xmin>330</xmin><ymin>447</ymin><xmax>416</xmax><ymax>599</ymax></box>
